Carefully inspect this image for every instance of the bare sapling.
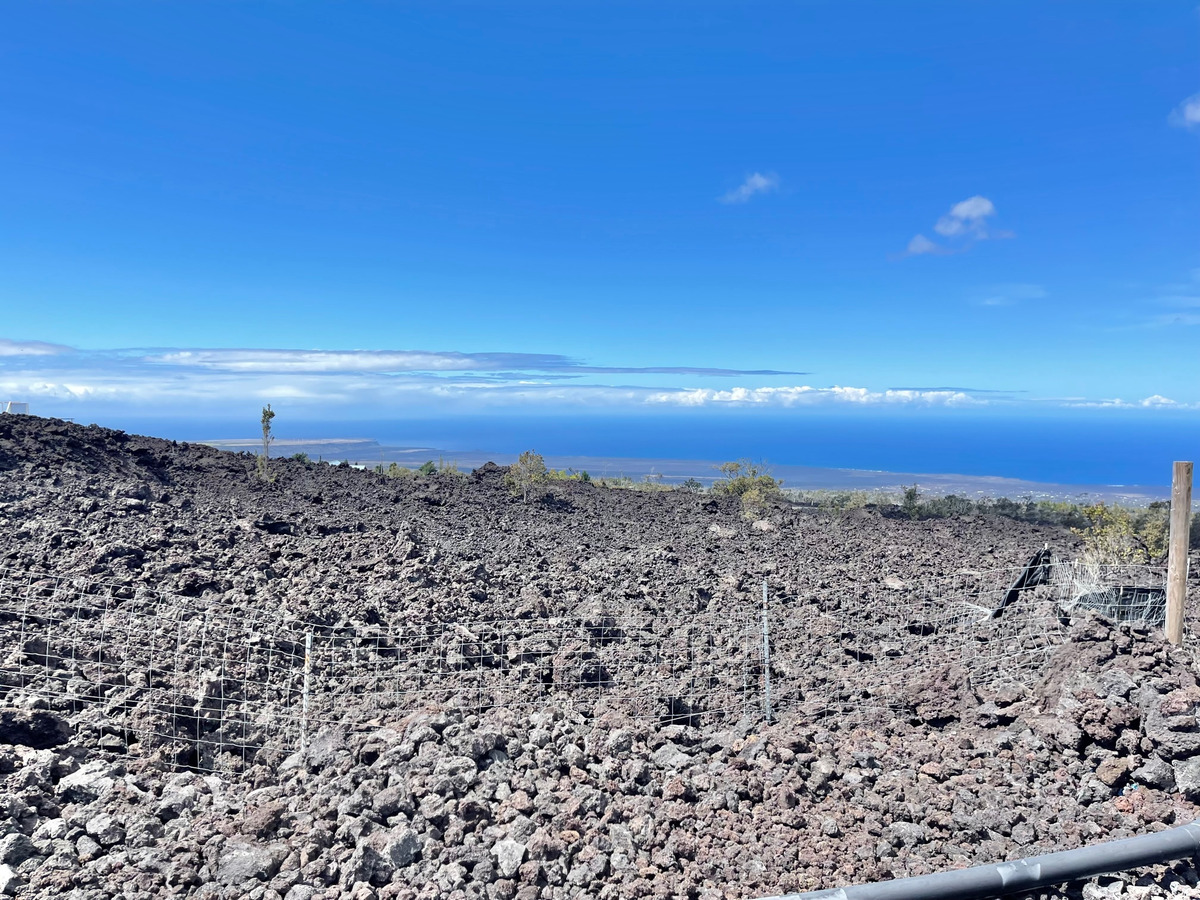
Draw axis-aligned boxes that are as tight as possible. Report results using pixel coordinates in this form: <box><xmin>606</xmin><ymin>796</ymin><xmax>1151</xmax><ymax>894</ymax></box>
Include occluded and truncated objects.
<box><xmin>257</xmin><ymin>404</ymin><xmax>276</xmax><ymax>482</ymax></box>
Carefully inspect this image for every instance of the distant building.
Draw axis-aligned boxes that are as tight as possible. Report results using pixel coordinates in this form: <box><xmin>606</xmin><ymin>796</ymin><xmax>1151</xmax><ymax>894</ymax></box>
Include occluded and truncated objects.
<box><xmin>2</xmin><ymin>402</ymin><xmax>29</xmax><ymax>414</ymax></box>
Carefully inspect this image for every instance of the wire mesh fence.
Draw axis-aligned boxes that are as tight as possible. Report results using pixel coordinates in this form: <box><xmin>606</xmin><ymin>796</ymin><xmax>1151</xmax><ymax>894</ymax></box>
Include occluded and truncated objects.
<box><xmin>0</xmin><ymin>566</ymin><xmax>762</xmax><ymax>772</ymax></box>
<box><xmin>0</xmin><ymin>568</ymin><xmax>308</xmax><ymax>771</ymax></box>
<box><xmin>769</xmin><ymin>556</ymin><xmax>1182</xmax><ymax>726</ymax></box>
<box><xmin>0</xmin><ymin>555</ymin><xmax>1191</xmax><ymax>772</ymax></box>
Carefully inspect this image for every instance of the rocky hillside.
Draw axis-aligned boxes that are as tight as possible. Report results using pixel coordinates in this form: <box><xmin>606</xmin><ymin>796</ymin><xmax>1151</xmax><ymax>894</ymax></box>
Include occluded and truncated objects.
<box><xmin>1</xmin><ymin>414</ymin><xmax>1199</xmax><ymax>900</ymax></box>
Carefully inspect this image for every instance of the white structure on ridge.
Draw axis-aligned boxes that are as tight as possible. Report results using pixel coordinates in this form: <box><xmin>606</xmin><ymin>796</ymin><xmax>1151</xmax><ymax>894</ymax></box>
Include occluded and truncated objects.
<box><xmin>2</xmin><ymin>402</ymin><xmax>29</xmax><ymax>414</ymax></box>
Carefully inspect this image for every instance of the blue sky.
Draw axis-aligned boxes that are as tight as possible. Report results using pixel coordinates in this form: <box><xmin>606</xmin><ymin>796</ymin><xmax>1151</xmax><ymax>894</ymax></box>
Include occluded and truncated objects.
<box><xmin>1</xmin><ymin>3</ymin><xmax>1199</xmax><ymax>423</ymax></box>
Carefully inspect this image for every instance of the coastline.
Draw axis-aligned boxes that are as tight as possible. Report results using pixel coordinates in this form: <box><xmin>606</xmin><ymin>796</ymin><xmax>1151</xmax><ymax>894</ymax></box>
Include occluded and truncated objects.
<box><xmin>202</xmin><ymin>437</ymin><xmax>1175</xmax><ymax>504</ymax></box>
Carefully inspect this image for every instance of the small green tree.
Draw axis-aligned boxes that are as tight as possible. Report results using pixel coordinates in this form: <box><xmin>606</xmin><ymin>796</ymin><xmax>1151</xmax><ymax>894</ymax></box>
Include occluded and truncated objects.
<box><xmin>257</xmin><ymin>404</ymin><xmax>276</xmax><ymax>482</ymax></box>
<box><xmin>712</xmin><ymin>459</ymin><xmax>782</xmax><ymax>518</ymax></box>
<box><xmin>901</xmin><ymin>484</ymin><xmax>921</xmax><ymax>519</ymax></box>
<box><xmin>712</xmin><ymin>459</ymin><xmax>781</xmax><ymax>497</ymax></box>
<box><xmin>505</xmin><ymin>449</ymin><xmax>548</xmax><ymax>501</ymax></box>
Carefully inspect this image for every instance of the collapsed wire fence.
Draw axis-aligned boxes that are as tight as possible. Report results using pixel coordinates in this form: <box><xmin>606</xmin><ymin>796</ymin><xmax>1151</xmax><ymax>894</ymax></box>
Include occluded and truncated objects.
<box><xmin>0</xmin><ymin>556</ymin><xmax>1191</xmax><ymax>772</ymax></box>
<box><xmin>769</xmin><ymin>555</ymin><xmax>1184</xmax><ymax>726</ymax></box>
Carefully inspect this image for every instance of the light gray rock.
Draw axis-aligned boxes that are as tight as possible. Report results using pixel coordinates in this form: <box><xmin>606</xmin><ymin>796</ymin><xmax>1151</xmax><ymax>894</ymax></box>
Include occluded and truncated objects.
<box><xmin>883</xmin><ymin>822</ymin><xmax>927</xmax><ymax>848</ymax></box>
<box><xmin>156</xmin><ymin>782</ymin><xmax>200</xmax><ymax>822</ymax></box>
<box><xmin>74</xmin><ymin>834</ymin><xmax>102</xmax><ymax>862</ymax></box>
<box><xmin>1172</xmin><ymin>758</ymin><xmax>1200</xmax><ymax>800</ymax></box>
<box><xmin>56</xmin><ymin>761</ymin><xmax>115</xmax><ymax>803</ymax></box>
<box><xmin>436</xmin><ymin>861</ymin><xmax>467</xmax><ymax>893</ymax></box>
<box><xmin>650</xmin><ymin>743</ymin><xmax>691</xmax><ymax>770</ymax></box>
<box><xmin>215</xmin><ymin>839</ymin><xmax>286</xmax><ymax>885</ymax></box>
<box><xmin>493</xmin><ymin>838</ymin><xmax>526</xmax><ymax>879</ymax></box>
<box><xmin>1132</xmin><ymin>757</ymin><xmax>1176</xmax><ymax>791</ymax></box>
<box><xmin>604</xmin><ymin>729</ymin><xmax>633</xmax><ymax>756</ymax></box>
<box><xmin>0</xmin><ymin>864</ymin><xmax>21</xmax><ymax>896</ymax></box>
<box><xmin>351</xmin><ymin>826</ymin><xmax>422</xmax><ymax>886</ymax></box>
<box><xmin>85</xmin><ymin>813</ymin><xmax>125</xmax><ymax>848</ymax></box>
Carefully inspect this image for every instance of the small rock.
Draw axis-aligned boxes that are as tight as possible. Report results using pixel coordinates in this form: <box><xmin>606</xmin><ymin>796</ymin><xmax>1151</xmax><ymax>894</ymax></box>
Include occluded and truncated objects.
<box><xmin>0</xmin><ymin>834</ymin><xmax>36</xmax><ymax>866</ymax></box>
<box><xmin>86</xmin><ymin>813</ymin><xmax>126</xmax><ymax>848</ymax></box>
<box><xmin>604</xmin><ymin>730</ymin><xmax>633</xmax><ymax>755</ymax></box>
<box><xmin>883</xmin><ymin>822</ymin><xmax>927</xmax><ymax>848</ymax></box>
<box><xmin>1095</xmin><ymin>757</ymin><xmax>1131</xmax><ymax>789</ymax></box>
<box><xmin>75</xmin><ymin>835</ymin><xmax>103</xmax><ymax>862</ymax></box>
<box><xmin>57</xmin><ymin>760</ymin><xmax>116</xmax><ymax>803</ymax></box>
<box><xmin>0</xmin><ymin>864</ymin><xmax>21</xmax><ymax>896</ymax></box>
<box><xmin>215</xmin><ymin>839</ymin><xmax>286</xmax><ymax>885</ymax></box>
<box><xmin>650</xmin><ymin>743</ymin><xmax>691</xmax><ymax>770</ymax></box>
<box><xmin>241</xmin><ymin>801</ymin><xmax>287</xmax><ymax>838</ymax></box>
<box><xmin>493</xmin><ymin>839</ymin><xmax>526</xmax><ymax>879</ymax></box>
<box><xmin>1172</xmin><ymin>758</ymin><xmax>1200</xmax><ymax>800</ymax></box>
<box><xmin>1132</xmin><ymin>757</ymin><xmax>1176</xmax><ymax>791</ymax></box>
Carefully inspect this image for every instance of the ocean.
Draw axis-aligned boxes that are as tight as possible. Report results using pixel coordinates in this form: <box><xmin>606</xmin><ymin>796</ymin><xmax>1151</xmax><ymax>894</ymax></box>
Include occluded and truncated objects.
<box><xmin>102</xmin><ymin>409</ymin><xmax>1200</xmax><ymax>490</ymax></box>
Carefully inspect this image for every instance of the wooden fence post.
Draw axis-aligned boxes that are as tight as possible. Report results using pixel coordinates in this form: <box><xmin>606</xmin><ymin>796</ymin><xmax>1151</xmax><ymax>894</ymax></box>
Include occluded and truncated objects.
<box><xmin>1166</xmin><ymin>461</ymin><xmax>1194</xmax><ymax>646</ymax></box>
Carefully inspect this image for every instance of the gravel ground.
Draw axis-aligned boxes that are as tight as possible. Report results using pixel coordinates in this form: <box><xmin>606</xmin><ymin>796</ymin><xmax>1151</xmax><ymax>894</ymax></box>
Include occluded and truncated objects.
<box><xmin>2</xmin><ymin>414</ymin><xmax>1200</xmax><ymax>900</ymax></box>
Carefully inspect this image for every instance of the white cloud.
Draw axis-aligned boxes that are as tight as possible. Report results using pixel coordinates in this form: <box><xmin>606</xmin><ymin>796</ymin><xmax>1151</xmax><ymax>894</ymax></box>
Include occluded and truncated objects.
<box><xmin>976</xmin><ymin>283</ymin><xmax>1047</xmax><ymax>307</ymax></box>
<box><xmin>152</xmin><ymin>349</ymin><xmax>482</xmax><ymax>373</ymax></box>
<box><xmin>905</xmin><ymin>234</ymin><xmax>942</xmax><ymax>256</ymax></box>
<box><xmin>143</xmin><ymin>348</ymin><xmax>799</xmax><ymax>377</ymax></box>
<box><xmin>1064</xmin><ymin>394</ymin><xmax>1197</xmax><ymax>410</ymax></box>
<box><xmin>2</xmin><ymin>339</ymin><xmax>1194</xmax><ymax>413</ymax></box>
<box><xmin>1169</xmin><ymin>93</ymin><xmax>1200</xmax><ymax>129</ymax></box>
<box><xmin>645</xmin><ymin>385</ymin><xmax>982</xmax><ymax>408</ymax></box>
<box><xmin>934</xmin><ymin>196</ymin><xmax>995</xmax><ymax>237</ymax></box>
<box><xmin>901</xmin><ymin>195</ymin><xmax>1007</xmax><ymax>257</ymax></box>
<box><xmin>0</xmin><ymin>338</ymin><xmax>73</xmax><ymax>357</ymax></box>
<box><xmin>719</xmin><ymin>172</ymin><xmax>779</xmax><ymax>204</ymax></box>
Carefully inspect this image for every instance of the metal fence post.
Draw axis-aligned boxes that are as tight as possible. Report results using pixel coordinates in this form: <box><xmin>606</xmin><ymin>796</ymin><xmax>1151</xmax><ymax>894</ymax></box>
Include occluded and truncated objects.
<box><xmin>762</xmin><ymin>579</ymin><xmax>773</xmax><ymax>723</ymax></box>
<box><xmin>300</xmin><ymin>630</ymin><xmax>313</xmax><ymax>750</ymax></box>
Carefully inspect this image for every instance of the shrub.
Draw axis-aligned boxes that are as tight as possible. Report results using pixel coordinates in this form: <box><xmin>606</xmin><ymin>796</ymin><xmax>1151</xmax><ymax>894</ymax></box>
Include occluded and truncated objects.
<box><xmin>712</xmin><ymin>459</ymin><xmax>782</xmax><ymax>497</ymax></box>
<box><xmin>713</xmin><ymin>459</ymin><xmax>782</xmax><ymax>519</ymax></box>
<box><xmin>918</xmin><ymin>493</ymin><xmax>976</xmax><ymax>519</ymax></box>
<box><xmin>678</xmin><ymin>477</ymin><xmax>704</xmax><ymax>493</ymax></box>
<box><xmin>505</xmin><ymin>450</ymin><xmax>548</xmax><ymax>501</ymax></box>
<box><xmin>547</xmin><ymin>468</ymin><xmax>591</xmax><ymax>482</ymax></box>
<box><xmin>290</xmin><ymin>452</ymin><xmax>310</xmax><ymax>463</ymax></box>
<box><xmin>595</xmin><ymin>475</ymin><xmax>635</xmax><ymax>489</ymax></box>
<box><xmin>417</xmin><ymin>460</ymin><xmax>437</xmax><ymax>476</ymax></box>
<box><xmin>1073</xmin><ymin>501</ymin><xmax>1168</xmax><ymax>565</ymax></box>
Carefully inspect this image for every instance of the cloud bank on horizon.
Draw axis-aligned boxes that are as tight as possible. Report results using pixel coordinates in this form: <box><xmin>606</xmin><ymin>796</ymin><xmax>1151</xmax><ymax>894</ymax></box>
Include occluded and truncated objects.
<box><xmin>0</xmin><ymin>339</ymin><xmax>1193</xmax><ymax>417</ymax></box>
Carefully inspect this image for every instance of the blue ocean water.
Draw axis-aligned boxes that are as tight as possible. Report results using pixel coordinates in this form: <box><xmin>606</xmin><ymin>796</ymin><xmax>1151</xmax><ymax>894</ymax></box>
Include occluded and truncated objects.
<box><xmin>105</xmin><ymin>410</ymin><xmax>1200</xmax><ymax>488</ymax></box>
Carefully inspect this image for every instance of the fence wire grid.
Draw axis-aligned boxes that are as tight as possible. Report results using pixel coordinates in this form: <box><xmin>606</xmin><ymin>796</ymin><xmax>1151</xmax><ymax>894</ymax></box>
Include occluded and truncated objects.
<box><xmin>0</xmin><ymin>566</ymin><xmax>761</xmax><ymax>771</ymax></box>
<box><xmin>771</xmin><ymin>557</ymin><xmax>1186</xmax><ymax>727</ymax></box>
<box><xmin>0</xmin><ymin>556</ymin><xmax>1191</xmax><ymax>772</ymax></box>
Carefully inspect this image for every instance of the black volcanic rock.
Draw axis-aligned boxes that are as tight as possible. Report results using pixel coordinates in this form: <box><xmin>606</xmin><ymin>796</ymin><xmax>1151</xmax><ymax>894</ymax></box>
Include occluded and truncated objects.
<box><xmin>0</xmin><ymin>413</ymin><xmax>1197</xmax><ymax>900</ymax></box>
